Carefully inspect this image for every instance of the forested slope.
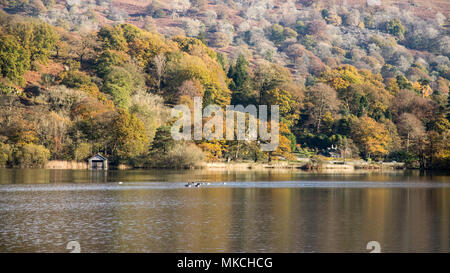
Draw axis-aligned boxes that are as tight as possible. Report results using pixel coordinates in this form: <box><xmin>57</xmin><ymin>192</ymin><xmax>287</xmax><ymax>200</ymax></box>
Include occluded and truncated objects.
<box><xmin>0</xmin><ymin>0</ymin><xmax>449</xmax><ymax>169</ymax></box>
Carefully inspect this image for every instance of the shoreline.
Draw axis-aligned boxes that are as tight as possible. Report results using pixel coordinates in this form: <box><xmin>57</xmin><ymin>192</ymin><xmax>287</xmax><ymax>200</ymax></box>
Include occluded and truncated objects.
<box><xmin>40</xmin><ymin>159</ymin><xmax>407</xmax><ymax>172</ymax></box>
<box><xmin>203</xmin><ymin>161</ymin><xmax>406</xmax><ymax>172</ymax></box>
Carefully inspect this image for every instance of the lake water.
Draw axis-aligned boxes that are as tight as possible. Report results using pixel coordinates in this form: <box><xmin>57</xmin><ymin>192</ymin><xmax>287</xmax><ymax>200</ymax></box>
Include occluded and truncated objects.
<box><xmin>0</xmin><ymin>169</ymin><xmax>449</xmax><ymax>253</ymax></box>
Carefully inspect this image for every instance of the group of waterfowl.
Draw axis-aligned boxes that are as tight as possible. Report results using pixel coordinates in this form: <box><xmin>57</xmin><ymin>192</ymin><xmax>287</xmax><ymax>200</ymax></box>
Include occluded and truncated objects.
<box><xmin>185</xmin><ymin>182</ymin><xmax>211</xmax><ymax>188</ymax></box>
<box><xmin>116</xmin><ymin>181</ymin><xmax>230</xmax><ymax>188</ymax></box>
<box><xmin>117</xmin><ymin>181</ymin><xmax>226</xmax><ymax>188</ymax></box>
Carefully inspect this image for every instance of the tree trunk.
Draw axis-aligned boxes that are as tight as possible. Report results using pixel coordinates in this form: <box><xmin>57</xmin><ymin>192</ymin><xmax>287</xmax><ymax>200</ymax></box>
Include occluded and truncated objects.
<box><xmin>406</xmin><ymin>133</ymin><xmax>410</xmax><ymax>152</ymax></box>
<box><xmin>343</xmin><ymin>139</ymin><xmax>347</xmax><ymax>164</ymax></box>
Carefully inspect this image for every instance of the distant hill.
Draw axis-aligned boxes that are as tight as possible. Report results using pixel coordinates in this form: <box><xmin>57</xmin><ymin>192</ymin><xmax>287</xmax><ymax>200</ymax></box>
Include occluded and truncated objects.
<box><xmin>1</xmin><ymin>0</ymin><xmax>448</xmax><ymax>83</ymax></box>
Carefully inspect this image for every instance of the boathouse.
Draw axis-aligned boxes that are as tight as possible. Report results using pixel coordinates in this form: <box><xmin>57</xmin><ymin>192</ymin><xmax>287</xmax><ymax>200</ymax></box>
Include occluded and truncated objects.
<box><xmin>87</xmin><ymin>155</ymin><xmax>108</xmax><ymax>170</ymax></box>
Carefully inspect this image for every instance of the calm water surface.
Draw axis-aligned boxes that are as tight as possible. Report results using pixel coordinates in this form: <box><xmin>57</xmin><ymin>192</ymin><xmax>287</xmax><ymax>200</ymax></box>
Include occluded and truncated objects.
<box><xmin>0</xmin><ymin>169</ymin><xmax>449</xmax><ymax>253</ymax></box>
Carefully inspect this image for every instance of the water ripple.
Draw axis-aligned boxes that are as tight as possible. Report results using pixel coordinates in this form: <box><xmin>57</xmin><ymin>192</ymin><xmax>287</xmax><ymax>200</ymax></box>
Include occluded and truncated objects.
<box><xmin>0</xmin><ymin>180</ymin><xmax>448</xmax><ymax>193</ymax></box>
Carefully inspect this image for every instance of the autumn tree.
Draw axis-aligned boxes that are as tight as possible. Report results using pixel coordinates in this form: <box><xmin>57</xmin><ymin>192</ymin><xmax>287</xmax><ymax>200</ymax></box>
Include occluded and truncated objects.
<box><xmin>153</xmin><ymin>54</ymin><xmax>167</xmax><ymax>93</ymax></box>
<box><xmin>304</xmin><ymin>83</ymin><xmax>340</xmax><ymax>133</ymax></box>
<box><xmin>13</xmin><ymin>143</ymin><xmax>50</xmax><ymax>168</ymax></box>
<box><xmin>76</xmin><ymin>33</ymin><xmax>100</xmax><ymax>64</ymax></box>
<box><xmin>110</xmin><ymin>109</ymin><xmax>148</xmax><ymax>163</ymax></box>
<box><xmin>98</xmin><ymin>25</ymin><xmax>128</xmax><ymax>52</ymax></box>
<box><xmin>165</xmin><ymin>46</ymin><xmax>231</xmax><ymax>106</ymax></box>
<box><xmin>340</xmin><ymin>83</ymin><xmax>391</xmax><ymax>119</ymax></box>
<box><xmin>351</xmin><ymin>116</ymin><xmax>392</xmax><ymax>160</ymax></box>
<box><xmin>397</xmin><ymin>113</ymin><xmax>425</xmax><ymax>152</ymax></box>
<box><xmin>177</xmin><ymin>79</ymin><xmax>203</xmax><ymax>105</ymax></box>
<box><xmin>254</xmin><ymin>60</ymin><xmax>292</xmax><ymax>104</ymax></box>
<box><xmin>11</xmin><ymin>21</ymin><xmax>59</xmax><ymax>64</ymax></box>
<box><xmin>267</xmin><ymin>24</ymin><xmax>297</xmax><ymax>44</ymax></box>
<box><xmin>0</xmin><ymin>34</ymin><xmax>30</xmax><ymax>84</ymax></box>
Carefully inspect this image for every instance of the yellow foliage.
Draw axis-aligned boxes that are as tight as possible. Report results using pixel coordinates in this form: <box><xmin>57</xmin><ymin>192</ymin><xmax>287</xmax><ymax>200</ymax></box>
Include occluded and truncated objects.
<box><xmin>128</xmin><ymin>32</ymin><xmax>177</xmax><ymax>69</ymax></box>
<box><xmin>273</xmin><ymin>122</ymin><xmax>295</xmax><ymax>160</ymax></box>
<box><xmin>172</xmin><ymin>36</ymin><xmax>217</xmax><ymax>59</ymax></box>
<box><xmin>385</xmin><ymin>77</ymin><xmax>400</xmax><ymax>95</ymax></box>
<box><xmin>320</xmin><ymin>65</ymin><xmax>385</xmax><ymax>92</ymax></box>
<box><xmin>319</xmin><ymin>65</ymin><xmax>362</xmax><ymax>91</ymax></box>
<box><xmin>169</xmin><ymin>52</ymin><xmax>231</xmax><ymax>106</ymax></box>
<box><xmin>413</xmin><ymin>82</ymin><xmax>433</xmax><ymax>98</ymax></box>
<box><xmin>79</xmin><ymin>84</ymin><xmax>114</xmax><ymax>109</ymax></box>
<box><xmin>198</xmin><ymin>141</ymin><xmax>224</xmax><ymax>161</ymax></box>
<box><xmin>352</xmin><ymin>116</ymin><xmax>392</xmax><ymax>159</ymax></box>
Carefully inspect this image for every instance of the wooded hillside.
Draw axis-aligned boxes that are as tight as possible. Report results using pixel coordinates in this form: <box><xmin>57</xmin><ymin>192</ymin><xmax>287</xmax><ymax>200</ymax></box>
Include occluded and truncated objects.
<box><xmin>0</xmin><ymin>1</ymin><xmax>448</xmax><ymax>169</ymax></box>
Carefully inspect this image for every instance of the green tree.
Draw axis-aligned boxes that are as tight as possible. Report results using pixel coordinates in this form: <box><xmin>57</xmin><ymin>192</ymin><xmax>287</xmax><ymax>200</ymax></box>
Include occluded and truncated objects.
<box><xmin>339</xmin><ymin>83</ymin><xmax>391</xmax><ymax>120</ymax></box>
<box><xmin>267</xmin><ymin>24</ymin><xmax>285</xmax><ymax>43</ymax></box>
<box><xmin>228</xmin><ymin>54</ymin><xmax>255</xmax><ymax>105</ymax></box>
<box><xmin>13</xmin><ymin>143</ymin><xmax>50</xmax><ymax>168</ymax></box>
<box><xmin>299</xmin><ymin>35</ymin><xmax>317</xmax><ymax>50</ymax></box>
<box><xmin>0</xmin><ymin>34</ymin><xmax>30</xmax><ymax>84</ymax></box>
<box><xmin>385</xmin><ymin>19</ymin><xmax>405</xmax><ymax>40</ymax></box>
<box><xmin>216</xmin><ymin>52</ymin><xmax>228</xmax><ymax>71</ymax></box>
<box><xmin>396</xmin><ymin>75</ymin><xmax>412</xmax><ymax>90</ymax></box>
<box><xmin>151</xmin><ymin>125</ymin><xmax>175</xmax><ymax>154</ymax></box>
<box><xmin>98</xmin><ymin>26</ymin><xmax>128</xmax><ymax>52</ymax></box>
<box><xmin>0</xmin><ymin>142</ymin><xmax>12</xmax><ymax>167</ymax></box>
<box><xmin>74</xmin><ymin>143</ymin><xmax>92</xmax><ymax>161</ymax></box>
<box><xmin>110</xmin><ymin>109</ymin><xmax>148</xmax><ymax>162</ymax></box>
<box><xmin>267</xmin><ymin>24</ymin><xmax>298</xmax><ymax>43</ymax></box>
<box><xmin>95</xmin><ymin>49</ymin><xmax>129</xmax><ymax>77</ymax></box>
<box><xmin>321</xmin><ymin>9</ymin><xmax>330</xmax><ymax>19</ymax></box>
<box><xmin>102</xmin><ymin>66</ymin><xmax>134</xmax><ymax>108</ymax></box>
<box><xmin>197</xmin><ymin>31</ymin><xmax>207</xmax><ymax>45</ymax></box>
<box><xmin>295</xmin><ymin>21</ymin><xmax>307</xmax><ymax>35</ymax></box>
<box><xmin>283</xmin><ymin>27</ymin><xmax>298</xmax><ymax>40</ymax></box>
<box><xmin>59</xmin><ymin>70</ymin><xmax>93</xmax><ymax>89</ymax></box>
<box><xmin>11</xmin><ymin>21</ymin><xmax>58</xmax><ymax>64</ymax></box>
